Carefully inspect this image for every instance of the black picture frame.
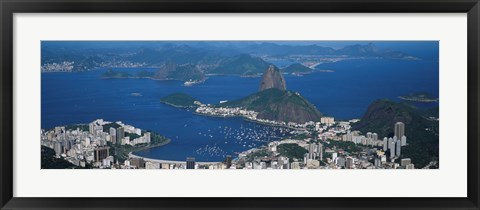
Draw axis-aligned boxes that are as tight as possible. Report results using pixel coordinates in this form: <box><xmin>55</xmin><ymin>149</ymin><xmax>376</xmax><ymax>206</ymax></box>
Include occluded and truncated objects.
<box><xmin>1</xmin><ymin>0</ymin><xmax>479</xmax><ymax>209</ymax></box>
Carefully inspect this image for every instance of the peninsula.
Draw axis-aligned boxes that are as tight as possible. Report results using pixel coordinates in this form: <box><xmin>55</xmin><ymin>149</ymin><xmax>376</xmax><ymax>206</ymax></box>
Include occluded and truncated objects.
<box><xmin>398</xmin><ymin>92</ymin><xmax>439</xmax><ymax>103</ymax></box>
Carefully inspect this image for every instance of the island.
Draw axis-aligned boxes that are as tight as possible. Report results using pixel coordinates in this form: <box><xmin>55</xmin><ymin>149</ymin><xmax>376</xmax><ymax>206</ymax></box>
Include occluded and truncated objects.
<box><xmin>398</xmin><ymin>92</ymin><xmax>439</xmax><ymax>103</ymax></box>
<box><xmin>160</xmin><ymin>93</ymin><xmax>201</xmax><ymax>108</ymax></box>
<box><xmin>101</xmin><ymin>69</ymin><xmax>155</xmax><ymax>79</ymax></box>
<box><xmin>154</xmin><ymin>63</ymin><xmax>205</xmax><ymax>84</ymax></box>
<box><xmin>281</xmin><ymin>63</ymin><xmax>313</xmax><ymax>75</ymax></box>
<box><xmin>101</xmin><ymin>69</ymin><xmax>132</xmax><ymax>78</ymax></box>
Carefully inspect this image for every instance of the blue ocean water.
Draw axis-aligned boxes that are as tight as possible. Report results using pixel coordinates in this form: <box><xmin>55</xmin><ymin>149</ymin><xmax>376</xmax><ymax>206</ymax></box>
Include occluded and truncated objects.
<box><xmin>41</xmin><ymin>58</ymin><xmax>438</xmax><ymax>161</ymax></box>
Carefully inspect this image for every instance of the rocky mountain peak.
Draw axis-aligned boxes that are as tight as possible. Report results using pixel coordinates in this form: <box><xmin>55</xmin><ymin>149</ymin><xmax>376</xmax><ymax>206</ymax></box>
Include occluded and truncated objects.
<box><xmin>259</xmin><ymin>65</ymin><xmax>286</xmax><ymax>91</ymax></box>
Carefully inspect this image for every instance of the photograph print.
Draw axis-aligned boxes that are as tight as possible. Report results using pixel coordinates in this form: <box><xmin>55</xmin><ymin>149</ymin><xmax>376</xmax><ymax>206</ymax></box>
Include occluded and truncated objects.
<box><xmin>41</xmin><ymin>41</ymin><xmax>439</xmax><ymax>170</ymax></box>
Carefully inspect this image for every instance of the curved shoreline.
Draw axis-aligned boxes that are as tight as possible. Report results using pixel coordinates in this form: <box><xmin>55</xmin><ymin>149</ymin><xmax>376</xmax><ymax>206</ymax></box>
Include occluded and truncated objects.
<box><xmin>131</xmin><ymin>138</ymin><xmax>171</xmax><ymax>153</ymax></box>
<box><xmin>193</xmin><ymin>111</ymin><xmax>296</xmax><ymax>130</ymax></box>
<box><xmin>398</xmin><ymin>96</ymin><xmax>439</xmax><ymax>103</ymax></box>
<box><xmin>131</xmin><ymin>139</ymin><xmax>222</xmax><ymax>164</ymax></box>
<box><xmin>160</xmin><ymin>101</ymin><xmax>197</xmax><ymax>109</ymax></box>
<box><xmin>128</xmin><ymin>153</ymin><xmax>221</xmax><ymax>165</ymax></box>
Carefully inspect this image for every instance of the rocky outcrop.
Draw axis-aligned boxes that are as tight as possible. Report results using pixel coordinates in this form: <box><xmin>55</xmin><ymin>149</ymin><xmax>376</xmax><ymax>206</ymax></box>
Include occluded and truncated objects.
<box><xmin>259</xmin><ymin>65</ymin><xmax>286</xmax><ymax>91</ymax></box>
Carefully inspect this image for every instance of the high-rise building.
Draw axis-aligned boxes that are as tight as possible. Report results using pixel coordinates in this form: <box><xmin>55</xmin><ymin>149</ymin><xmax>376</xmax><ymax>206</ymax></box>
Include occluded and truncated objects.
<box><xmin>54</xmin><ymin>141</ymin><xmax>63</xmax><ymax>155</ymax></box>
<box><xmin>374</xmin><ymin>158</ymin><xmax>382</xmax><ymax>167</ymax></box>
<box><xmin>109</xmin><ymin>127</ymin><xmax>116</xmax><ymax>136</ymax></box>
<box><xmin>317</xmin><ymin>143</ymin><xmax>323</xmax><ymax>160</ymax></box>
<box><xmin>346</xmin><ymin>157</ymin><xmax>354</xmax><ymax>169</ymax></box>
<box><xmin>383</xmin><ymin>137</ymin><xmax>388</xmax><ymax>151</ymax></box>
<box><xmin>116</xmin><ymin>127</ymin><xmax>125</xmax><ymax>145</ymax></box>
<box><xmin>336</xmin><ymin>156</ymin><xmax>346</xmax><ymax>168</ymax></box>
<box><xmin>64</xmin><ymin>140</ymin><xmax>72</xmax><ymax>150</ymax></box>
<box><xmin>372</xmin><ymin>133</ymin><xmax>378</xmax><ymax>141</ymax></box>
<box><xmin>389</xmin><ymin>140</ymin><xmax>396</xmax><ymax>158</ymax></box>
<box><xmin>94</xmin><ymin>147</ymin><xmax>110</xmax><ymax>162</ymax></box>
<box><xmin>109</xmin><ymin>127</ymin><xmax>117</xmax><ymax>144</ymax></box>
<box><xmin>396</xmin><ymin>140</ymin><xmax>401</xmax><ymax>156</ymax></box>
<box><xmin>394</xmin><ymin>122</ymin><xmax>405</xmax><ymax>140</ymax></box>
<box><xmin>186</xmin><ymin>157</ymin><xmax>195</xmax><ymax>169</ymax></box>
<box><xmin>332</xmin><ymin>152</ymin><xmax>338</xmax><ymax>164</ymax></box>
<box><xmin>110</xmin><ymin>134</ymin><xmax>116</xmax><ymax>144</ymax></box>
<box><xmin>89</xmin><ymin>122</ymin><xmax>95</xmax><ymax>135</ymax></box>
<box><xmin>406</xmin><ymin>163</ymin><xmax>415</xmax><ymax>169</ymax></box>
<box><xmin>84</xmin><ymin>137</ymin><xmax>91</xmax><ymax>147</ymax></box>
<box><xmin>366</xmin><ymin>132</ymin><xmax>372</xmax><ymax>139</ymax></box>
<box><xmin>308</xmin><ymin>143</ymin><xmax>316</xmax><ymax>160</ymax></box>
<box><xmin>401</xmin><ymin>136</ymin><xmax>407</xmax><ymax>146</ymax></box>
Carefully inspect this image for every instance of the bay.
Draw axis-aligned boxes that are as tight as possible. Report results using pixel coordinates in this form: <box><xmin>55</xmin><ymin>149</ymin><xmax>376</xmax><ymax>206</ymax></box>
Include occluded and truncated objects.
<box><xmin>41</xmin><ymin>58</ymin><xmax>438</xmax><ymax>161</ymax></box>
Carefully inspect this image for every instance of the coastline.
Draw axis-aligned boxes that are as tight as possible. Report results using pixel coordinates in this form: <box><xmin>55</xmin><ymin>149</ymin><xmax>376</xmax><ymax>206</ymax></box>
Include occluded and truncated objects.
<box><xmin>128</xmin><ymin>152</ymin><xmax>221</xmax><ymax>165</ymax></box>
<box><xmin>131</xmin><ymin>138</ymin><xmax>171</xmax><ymax>154</ymax></box>
<box><xmin>160</xmin><ymin>101</ymin><xmax>197</xmax><ymax>109</ymax></box>
<box><xmin>398</xmin><ymin>96</ymin><xmax>439</xmax><ymax>103</ymax></box>
<box><xmin>192</xmin><ymin>110</ymin><xmax>296</xmax><ymax>130</ymax></box>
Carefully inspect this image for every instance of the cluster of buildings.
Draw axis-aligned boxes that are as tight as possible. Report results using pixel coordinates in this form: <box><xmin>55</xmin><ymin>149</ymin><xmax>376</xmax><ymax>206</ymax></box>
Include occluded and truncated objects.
<box><xmin>209</xmin><ymin>121</ymin><xmax>415</xmax><ymax>170</ymax></box>
<box><xmin>155</xmin><ymin>120</ymin><xmax>414</xmax><ymax>170</ymax></box>
<box><xmin>195</xmin><ymin>105</ymin><xmax>259</xmax><ymax>119</ymax></box>
<box><xmin>337</xmin><ymin>122</ymin><xmax>408</xmax><ymax>159</ymax></box>
<box><xmin>195</xmin><ymin>104</ymin><xmax>341</xmax><ymax>131</ymax></box>
<box><xmin>97</xmin><ymin>60</ymin><xmax>147</xmax><ymax>68</ymax></box>
<box><xmin>42</xmin><ymin>58</ymin><xmax>148</xmax><ymax>73</ymax></box>
<box><xmin>124</xmin><ymin>154</ymin><xmax>234</xmax><ymax>170</ymax></box>
<box><xmin>41</xmin><ymin>61</ymin><xmax>75</xmax><ymax>72</ymax></box>
<box><xmin>41</xmin><ymin>119</ymin><xmax>151</xmax><ymax>168</ymax></box>
<box><xmin>87</xmin><ymin>119</ymin><xmax>152</xmax><ymax>146</ymax></box>
<box><xmin>42</xmin><ymin>116</ymin><xmax>415</xmax><ymax>170</ymax></box>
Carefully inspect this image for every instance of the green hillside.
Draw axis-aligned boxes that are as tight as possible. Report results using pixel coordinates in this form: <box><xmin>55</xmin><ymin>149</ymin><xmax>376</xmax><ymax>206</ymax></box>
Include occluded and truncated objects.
<box><xmin>352</xmin><ymin>99</ymin><xmax>439</xmax><ymax>168</ymax></box>
<box><xmin>218</xmin><ymin>88</ymin><xmax>322</xmax><ymax>124</ymax></box>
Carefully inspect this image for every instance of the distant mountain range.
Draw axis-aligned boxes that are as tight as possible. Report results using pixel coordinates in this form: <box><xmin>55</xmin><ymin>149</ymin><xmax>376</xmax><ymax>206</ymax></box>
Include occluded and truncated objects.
<box><xmin>42</xmin><ymin>42</ymin><xmax>419</xmax><ymax>73</ymax></box>
<box><xmin>208</xmin><ymin>54</ymin><xmax>271</xmax><ymax>76</ymax></box>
